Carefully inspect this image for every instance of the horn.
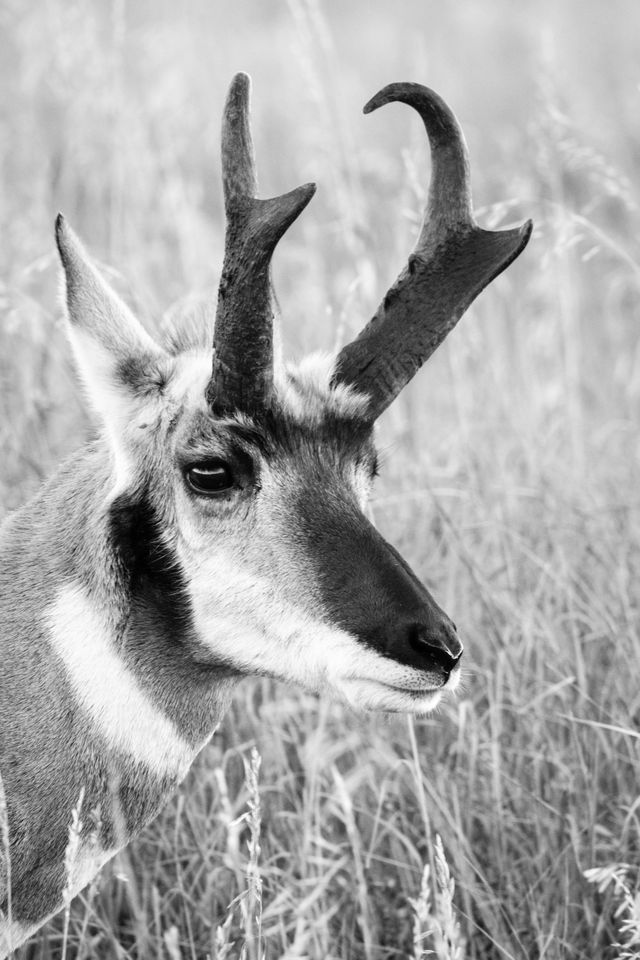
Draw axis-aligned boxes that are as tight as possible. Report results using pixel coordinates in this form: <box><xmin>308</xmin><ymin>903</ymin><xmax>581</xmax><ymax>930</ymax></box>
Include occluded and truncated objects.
<box><xmin>332</xmin><ymin>82</ymin><xmax>532</xmax><ymax>419</ymax></box>
<box><xmin>206</xmin><ymin>73</ymin><xmax>316</xmax><ymax>413</ymax></box>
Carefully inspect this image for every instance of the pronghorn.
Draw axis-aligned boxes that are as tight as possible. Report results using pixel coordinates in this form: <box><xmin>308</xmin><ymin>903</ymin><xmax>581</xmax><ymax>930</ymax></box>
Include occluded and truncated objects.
<box><xmin>0</xmin><ymin>73</ymin><xmax>531</xmax><ymax>953</ymax></box>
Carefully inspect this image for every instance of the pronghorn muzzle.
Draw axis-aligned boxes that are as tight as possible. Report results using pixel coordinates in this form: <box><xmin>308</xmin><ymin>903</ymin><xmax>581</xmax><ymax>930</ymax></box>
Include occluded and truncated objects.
<box><xmin>298</xmin><ymin>492</ymin><xmax>462</xmax><ymax>680</ymax></box>
<box><xmin>376</xmin><ymin>539</ymin><xmax>463</xmax><ymax>678</ymax></box>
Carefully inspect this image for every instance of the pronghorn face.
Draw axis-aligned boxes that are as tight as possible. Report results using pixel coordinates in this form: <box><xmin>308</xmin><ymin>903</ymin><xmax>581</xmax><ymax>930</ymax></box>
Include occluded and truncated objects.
<box><xmin>56</xmin><ymin>218</ymin><xmax>462</xmax><ymax>715</ymax></box>
<box><xmin>167</xmin><ymin>360</ymin><xmax>463</xmax><ymax>714</ymax></box>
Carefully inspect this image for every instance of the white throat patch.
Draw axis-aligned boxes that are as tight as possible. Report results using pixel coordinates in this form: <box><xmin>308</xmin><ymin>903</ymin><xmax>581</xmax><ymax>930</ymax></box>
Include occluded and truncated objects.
<box><xmin>46</xmin><ymin>583</ymin><xmax>196</xmax><ymax>780</ymax></box>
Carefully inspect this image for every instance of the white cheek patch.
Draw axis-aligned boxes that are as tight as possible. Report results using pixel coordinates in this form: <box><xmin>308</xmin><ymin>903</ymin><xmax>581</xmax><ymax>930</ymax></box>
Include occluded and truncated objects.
<box><xmin>278</xmin><ymin>352</ymin><xmax>371</xmax><ymax>423</ymax></box>
<box><xmin>46</xmin><ymin>583</ymin><xmax>195</xmax><ymax>780</ymax></box>
<box><xmin>178</xmin><ymin>548</ymin><xmax>457</xmax><ymax>714</ymax></box>
<box><xmin>177</xmin><ymin>549</ymin><xmax>347</xmax><ymax>685</ymax></box>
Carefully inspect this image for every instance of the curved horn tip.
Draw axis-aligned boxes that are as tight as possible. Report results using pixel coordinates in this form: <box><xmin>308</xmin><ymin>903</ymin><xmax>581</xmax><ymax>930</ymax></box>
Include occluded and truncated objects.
<box><xmin>363</xmin><ymin>81</ymin><xmax>445</xmax><ymax>116</ymax></box>
<box><xmin>363</xmin><ymin>82</ymin><xmax>465</xmax><ymax>158</ymax></box>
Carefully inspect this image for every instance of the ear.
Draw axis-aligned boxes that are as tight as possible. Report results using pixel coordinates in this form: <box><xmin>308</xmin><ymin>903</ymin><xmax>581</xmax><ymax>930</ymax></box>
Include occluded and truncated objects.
<box><xmin>56</xmin><ymin>214</ymin><xmax>167</xmax><ymax>431</ymax></box>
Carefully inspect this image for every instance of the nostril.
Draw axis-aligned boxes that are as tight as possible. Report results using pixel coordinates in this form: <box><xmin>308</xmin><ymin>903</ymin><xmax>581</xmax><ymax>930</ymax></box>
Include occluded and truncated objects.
<box><xmin>406</xmin><ymin>622</ymin><xmax>463</xmax><ymax>672</ymax></box>
<box><xmin>442</xmin><ymin>621</ymin><xmax>463</xmax><ymax>661</ymax></box>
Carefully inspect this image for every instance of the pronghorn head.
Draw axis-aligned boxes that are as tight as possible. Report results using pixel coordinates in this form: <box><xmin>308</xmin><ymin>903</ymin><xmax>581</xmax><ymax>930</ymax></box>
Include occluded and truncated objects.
<box><xmin>56</xmin><ymin>74</ymin><xmax>531</xmax><ymax>716</ymax></box>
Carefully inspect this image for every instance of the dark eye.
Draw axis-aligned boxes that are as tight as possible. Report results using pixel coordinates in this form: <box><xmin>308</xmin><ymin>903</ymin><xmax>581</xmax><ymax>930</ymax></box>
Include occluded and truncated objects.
<box><xmin>185</xmin><ymin>460</ymin><xmax>234</xmax><ymax>496</ymax></box>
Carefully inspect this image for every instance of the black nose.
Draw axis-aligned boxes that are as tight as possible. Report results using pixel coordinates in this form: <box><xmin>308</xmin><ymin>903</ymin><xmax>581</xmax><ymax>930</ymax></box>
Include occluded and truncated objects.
<box><xmin>404</xmin><ymin>620</ymin><xmax>463</xmax><ymax>675</ymax></box>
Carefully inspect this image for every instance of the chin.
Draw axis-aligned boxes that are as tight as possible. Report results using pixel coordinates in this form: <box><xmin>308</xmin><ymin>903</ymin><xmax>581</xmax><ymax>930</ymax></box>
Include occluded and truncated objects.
<box><xmin>335</xmin><ymin>668</ymin><xmax>461</xmax><ymax>715</ymax></box>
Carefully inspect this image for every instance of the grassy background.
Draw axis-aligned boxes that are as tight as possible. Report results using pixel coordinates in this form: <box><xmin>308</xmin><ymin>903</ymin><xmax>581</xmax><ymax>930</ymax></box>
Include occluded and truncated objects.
<box><xmin>1</xmin><ymin>0</ymin><xmax>640</xmax><ymax>957</ymax></box>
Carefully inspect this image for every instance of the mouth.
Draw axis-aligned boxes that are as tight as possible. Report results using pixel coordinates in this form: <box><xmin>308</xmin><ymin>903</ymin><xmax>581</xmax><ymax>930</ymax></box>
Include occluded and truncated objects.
<box><xmin>335</xmin><ymin>671</ymin><xmax>459</xmax><ymax>715</ymax></box>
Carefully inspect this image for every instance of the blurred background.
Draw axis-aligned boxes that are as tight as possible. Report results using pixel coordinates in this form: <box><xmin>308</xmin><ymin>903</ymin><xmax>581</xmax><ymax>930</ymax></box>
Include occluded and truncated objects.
<box><xmin>1</xmin><ymin>1</ymin><xmax>639</xmax><ymax>958</ymax></box>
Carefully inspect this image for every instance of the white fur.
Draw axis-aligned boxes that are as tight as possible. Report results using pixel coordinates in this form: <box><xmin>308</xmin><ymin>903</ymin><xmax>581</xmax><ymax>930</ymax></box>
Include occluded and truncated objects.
<box><xmin>279</xmin><ymin>352</ymin><xmax>370</xmax><ymax>422</ymax></box>
<box><xmin>163</xmin><ymin>349</ymin><xmax>368</xmax><ymax>426</ymax></box>
<box><xmin>67</xmin><ymin>326</ymin><xmax>142</xmax><ymax>494</ymax></box>
<box><xmin>59</xmin><ymin>220</ymin><xmax>169</xmax><ymax>497</ymax></box>
<box><xmin>46</xmin><ymin>584</ymin><xmax>196</xmax><ymax>779</ymax></box>
<box><xmin>0</xmin><ymin>918</ymin><xmax>42</xmax><ymax>958</ymax></box>
<box><xmin>166</xmin><ymin>352</ymin><xmax>212</xmax><ymax>410</ymax></box>
<box><xmin>67</xmin><ymin>324</ymin><xmax>173</xmax><ymax>502</ymax></box>
<box><xmin>58</xmin><ymin>218</ymin><xmax>161</xmax><ymax>360</ymax></box>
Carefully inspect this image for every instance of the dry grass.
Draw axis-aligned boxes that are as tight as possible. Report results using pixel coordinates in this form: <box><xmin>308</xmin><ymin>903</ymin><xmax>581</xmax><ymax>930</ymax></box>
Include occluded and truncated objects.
<box><xmin>1</xmin><ymin>0</ymin><xmax>640</xmax><ymax>957</ymax></box>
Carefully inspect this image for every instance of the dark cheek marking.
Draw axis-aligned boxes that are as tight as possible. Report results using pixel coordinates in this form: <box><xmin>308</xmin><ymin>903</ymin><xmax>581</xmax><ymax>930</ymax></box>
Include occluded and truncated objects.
<box><xmin>108</xmin><ymin>491</ymin><xmax>242</xmax><ymax>726</ymax></box>
<box><xmin>108</xmin><ymin>493</ymin><xmax>192</xmax><ymax>638</ymax></box>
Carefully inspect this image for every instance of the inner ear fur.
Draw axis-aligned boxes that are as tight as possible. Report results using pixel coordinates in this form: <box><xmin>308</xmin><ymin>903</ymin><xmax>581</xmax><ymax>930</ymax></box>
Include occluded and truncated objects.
<box><xmin>56</xmin><ymin>214</ymin><xmax>169</xmax><ymax>419</ymax></box>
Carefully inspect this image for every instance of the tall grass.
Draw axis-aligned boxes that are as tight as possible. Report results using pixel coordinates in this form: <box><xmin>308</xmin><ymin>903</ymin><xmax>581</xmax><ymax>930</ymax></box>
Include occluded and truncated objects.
<box><xmin>1</xmin><ymin>0</ymin><xmax>639</xmax><ymax>957</ymax></box>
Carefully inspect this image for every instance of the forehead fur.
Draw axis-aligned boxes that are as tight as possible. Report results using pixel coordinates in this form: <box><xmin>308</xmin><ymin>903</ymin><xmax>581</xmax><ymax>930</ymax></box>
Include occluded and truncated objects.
<box><xmin>162</xmin><ymin>309</ymin><xmax>213</xmax><ymax>357</ymax></box>
<box><xmin>172</xmin><ymin>389</ymin><xmax>376</xmax><ymax>486</ymax></box>
<box><xmin>156</xmin><ymin>311</ymin><xmax>371</xmax><ymax>444</ymax></box>
<box><xmin>97</xmin><ymin>315</ymin><xmax>375</xmax><ymax>510</ymax></box>
<box><xmin>279</xmin><ymin>352</ymin><xmax>370</xmax><ymax>424</ymax></box>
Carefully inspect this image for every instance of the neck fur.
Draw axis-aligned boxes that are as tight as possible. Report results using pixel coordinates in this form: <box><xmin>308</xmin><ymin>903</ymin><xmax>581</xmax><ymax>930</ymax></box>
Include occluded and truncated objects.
<box><xmin>0</xmin><ymin>440</ymin><xmax>233</xmax><ymax>950</ymax></box>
